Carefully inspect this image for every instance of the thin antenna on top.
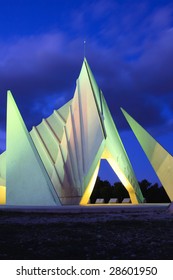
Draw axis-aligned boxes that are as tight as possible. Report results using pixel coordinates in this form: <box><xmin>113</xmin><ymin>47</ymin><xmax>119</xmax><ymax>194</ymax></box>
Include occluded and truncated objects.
<box><xmin>84</xmin><ymin>40</ymin><xmax>86</xmax><ymax>58</ymax></box>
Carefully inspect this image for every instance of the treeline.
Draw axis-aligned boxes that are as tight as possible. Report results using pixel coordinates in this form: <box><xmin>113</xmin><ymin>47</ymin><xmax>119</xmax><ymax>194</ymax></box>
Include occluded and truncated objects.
<box><xmin>90</xmin><ymin>177</ymin><xmax>170</xmax><ymax>203</ymax></box>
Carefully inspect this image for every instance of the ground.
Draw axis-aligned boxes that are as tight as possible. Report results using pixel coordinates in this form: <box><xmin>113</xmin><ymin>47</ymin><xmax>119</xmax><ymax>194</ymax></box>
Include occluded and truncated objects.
<box><xmin>0</xmin><ymin>205</ymin><xmax>173</xmax><ymax>260</ymax></box>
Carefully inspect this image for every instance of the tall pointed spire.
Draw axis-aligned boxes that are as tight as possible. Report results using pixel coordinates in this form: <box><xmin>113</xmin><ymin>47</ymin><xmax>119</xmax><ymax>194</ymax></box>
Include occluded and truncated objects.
<box><xmin>31</xmin><ymin>59</ymin><xmax>144</xmax><ymax>204</ymax></box>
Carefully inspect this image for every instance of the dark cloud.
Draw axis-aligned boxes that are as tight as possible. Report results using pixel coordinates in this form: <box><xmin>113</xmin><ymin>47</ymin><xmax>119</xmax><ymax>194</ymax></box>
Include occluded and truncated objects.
<box><xmin>1</xmin><ymin>0</ymin><xmax>173</xmax><ymax>157</ymax></box>
<box><xmin>132</xmin><ymin>29</ymin><xmax>173</xmax><ymax>94</ymax></box>
<box><xmin>0</xmin><ymin>33</ymin><xmax>84</xmax><ymax>129</ymax></box>
<box><xmin>0</xmin><ymin>28</ymin><xmax>173</xmax><ymax>133</ymax></box>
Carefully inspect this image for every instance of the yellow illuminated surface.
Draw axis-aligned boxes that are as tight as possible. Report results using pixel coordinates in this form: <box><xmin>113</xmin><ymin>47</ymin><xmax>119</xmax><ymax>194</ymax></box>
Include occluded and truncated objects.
<box><xmin>80</xmin><ymin>147</ymin><xmax>142</xmax><ymax>205</ymax></box>
<box><xmin>107</xmin><ymin>157</ymin><xmax>139</xmax><ymax>204</ymax></box>
<box><xmin>0</xmin><ymin>186</ymin><xmax>6</xmax><ymax>204</ymax></box>
<box><xmin>80</xmin><ymin>161</ymin><xmax>100</xmax><ymax>205</ymax></box>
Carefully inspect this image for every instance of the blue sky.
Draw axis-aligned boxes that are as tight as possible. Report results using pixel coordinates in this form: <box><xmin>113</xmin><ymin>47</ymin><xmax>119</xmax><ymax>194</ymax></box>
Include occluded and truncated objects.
<box><xmin>1</xmin><ymin>0</ymin><xmax>173</xmax><ymax>185</ymax></box>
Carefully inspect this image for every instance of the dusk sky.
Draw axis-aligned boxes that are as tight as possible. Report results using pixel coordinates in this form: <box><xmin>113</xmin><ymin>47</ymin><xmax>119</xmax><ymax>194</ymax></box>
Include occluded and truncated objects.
<box><xmin>1</xmin><ymin>0</ymin><xmax>173</xmax><ymax>185</ymax></box>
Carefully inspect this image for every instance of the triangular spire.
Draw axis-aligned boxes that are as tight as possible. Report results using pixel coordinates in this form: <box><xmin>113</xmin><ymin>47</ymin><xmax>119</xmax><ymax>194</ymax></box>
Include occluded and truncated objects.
<box><xmin>6</xmin><ymin>91</ymin><xmax>61</xmax><ymax>206</ymax></box>
<box><xmin>121</xmin><ymin>107</ymin><xmax>173</xmax><ymax>201</ymax></box>
<box><xmin>75</xmin><ymin>61</ymin><xmax>144</xmax><ymax>204</ymax></box>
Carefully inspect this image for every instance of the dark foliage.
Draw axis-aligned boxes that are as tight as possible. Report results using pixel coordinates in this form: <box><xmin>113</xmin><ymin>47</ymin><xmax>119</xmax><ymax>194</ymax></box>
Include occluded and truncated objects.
<box><xmin>90</xmin><ymin>177</ymin><xmax>171</xmax><ymax>203</ymax></box>
<box><xmin>90</xmin><ymin>177</ymin><xmax>112</xmax><ymax>203</ymax></box>
<box><xmin>139</xmin><ymin>180</ymin><xmax>170</xmax><ymax>203</ymax></box>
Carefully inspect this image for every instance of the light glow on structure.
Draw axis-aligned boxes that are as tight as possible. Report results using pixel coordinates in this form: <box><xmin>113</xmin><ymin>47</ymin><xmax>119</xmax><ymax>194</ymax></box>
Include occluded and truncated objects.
<box><xmin>0</xmin><ymin>58</ymin><xmax>145</xmax><ymax>206</ymax></box>
<box><xmin>0</xmin><ymin>186</ymin><xmax>6</xmax><ymax>204</ymax></box>
<box><xmin>122</xmin><ymin>108</ymin><xmax>173</xmax><ymax>201</ymax></box>
<box><xmin>0</xmin><ymin>151</ymin><xmax>6</xmax><ymax>204</ymax></box>
<box><xmin>80</xmin><ymin>161</ymin><xmax>100</xmax><ymax>205</ymax></box>
<box><xmin>6</xmin><ymin>91</ymin><xmax>61</xmax><ymax>206</ymax></box>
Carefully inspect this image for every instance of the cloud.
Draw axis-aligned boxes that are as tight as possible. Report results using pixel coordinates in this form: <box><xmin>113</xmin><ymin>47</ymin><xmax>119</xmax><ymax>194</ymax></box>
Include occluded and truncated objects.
<box><xmin>1</xmin><ymin>1</ymin><xmax>173</xmax><ymax>149</ymax></box>
<box><xmin>0</xmin><ymin>28</ymin><xmax>171</xmax><ymax>133</ymax></box>
<box><xmin>0</xmin><ymin>33</ymin><xmax>84</xmax><ymax>129</ymax></box>
<box><xmin>30</xmin><ymin>93</ymin><xmax>68</xmax><ymax>126</ymax></box>
<box><xmin>132</xmin><ymin>28</ymin><xmax>173</xmax><ymax>93</ymax></box>
<box><xmin>149</xmin><ymin>5</ymin><xmax>173</xmax><ymax>31</ymax></box>
<box><xmin>0</xmin><ymin>33</ymin><xmax>79</xmax><ymax>95</ymax></box>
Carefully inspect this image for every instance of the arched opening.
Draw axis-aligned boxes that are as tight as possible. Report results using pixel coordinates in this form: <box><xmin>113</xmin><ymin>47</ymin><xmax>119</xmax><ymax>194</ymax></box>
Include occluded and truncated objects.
<box><xmin>80</xmin><ymin>158</ymin><xmax>132</xmax><ymax>205</ymax></box>
<box><xmin>90</xmin><ymin>159</ymin><xmax>130</xmax><ymax>204</ymax></box>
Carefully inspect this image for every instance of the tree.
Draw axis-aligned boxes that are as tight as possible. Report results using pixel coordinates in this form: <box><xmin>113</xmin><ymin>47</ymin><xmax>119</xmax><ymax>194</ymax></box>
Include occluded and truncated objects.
<box><xmin>112</xmin><ymin>182</ymin><xmax>129</xmax><ymax>202</ymax></box>
<box><xmin>100</xmin><ymin>180</ymin><xmax>112</xmax><ymax>203</ymax></box>
<box><xmin>90</xmin><ymin>177</ymin><xmax>170</xmax><ymax>204</ymax></box>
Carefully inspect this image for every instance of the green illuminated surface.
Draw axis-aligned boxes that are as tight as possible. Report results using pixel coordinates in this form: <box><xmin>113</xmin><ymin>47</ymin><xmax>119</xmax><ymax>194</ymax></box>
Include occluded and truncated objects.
<box><xmin>6</xmin><ymin>91</ymin><xmax>61</xmax><ymax>206</ymax></box>
<box><xmin>122</xmin><ymin>108</ymin><xmax>173</xmax><ymax>201</ymax></box>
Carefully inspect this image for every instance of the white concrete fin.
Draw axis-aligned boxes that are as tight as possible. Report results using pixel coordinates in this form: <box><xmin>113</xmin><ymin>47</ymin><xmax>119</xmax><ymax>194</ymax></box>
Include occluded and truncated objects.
<box><xmin>6</xmin><ymin>91</ymin><xmax>61</xmax><ymax>206</ymax></box>
<box><xmin>122</xmin><ymin>107</ymin><xmax>173</xmax><ymax>201</ymax></box>
<box><xmin>0</xmin><ymin>152</ymin><xmax>6</xmax><ymax>184</ymax></box>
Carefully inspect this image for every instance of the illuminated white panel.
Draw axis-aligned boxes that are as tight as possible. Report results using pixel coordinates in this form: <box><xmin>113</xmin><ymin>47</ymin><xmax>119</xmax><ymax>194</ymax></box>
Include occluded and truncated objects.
<box><xmin>6</xmin><ymin>91</ymin><xmax>61</xmax><ymax>206</ymax></box>
<box><xmin>77</xmin><ymin>62</ymin><xmax>104</xmax><ymax>173</ymax></box>
<box><xmin>122</xmin><ymin>108</ymin><xmax>173</xmax><ymax>201</ymax></box>
<box><xmin>0</xmin><ymin>152</ymin><xmax>6</xmax><ymax>186</ymax></box>
<box><xmin>57</xmin><ymin>100</ymin><xmax>71</xmax><ymax>122</ymax></box>
<box><xmin>99</xmin><ymin>94</ymin><xmax>144</xmax><ymax>203</ymax></box>
<box><xmin>80</xmin><ymin>159</ymin><xmax>101</xmax><ymax>205</ymax></box>
<box><xmin>30</xmin><ymin>126</ymin><xmax>55</xmax><ymax>178</ymax></box>
<box><xmin>71</xmin><ymin>87</ymin><xmax>84</xmax><ymax>179</ymax></box>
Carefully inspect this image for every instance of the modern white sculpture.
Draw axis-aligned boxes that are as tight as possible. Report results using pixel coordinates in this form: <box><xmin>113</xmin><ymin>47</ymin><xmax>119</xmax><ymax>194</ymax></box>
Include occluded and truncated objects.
<box><xmin>30</xmin><ymin>58</ymin><xmax>144</xmax><ymax>204</ymax></box>
<box><xmin>0</xmin><ymin>58</ymin><xmax>144</xmax><ymax>206</ymax></box>
<box><xmin>122</xmin><ymin>108</ymin><xmax>173</xmax><ymax>201</ymax></box>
